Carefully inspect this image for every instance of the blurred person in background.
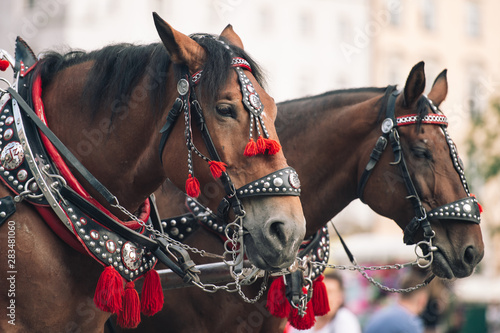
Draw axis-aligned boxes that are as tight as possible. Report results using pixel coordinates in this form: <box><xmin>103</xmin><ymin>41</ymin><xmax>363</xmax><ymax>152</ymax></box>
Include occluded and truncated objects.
<box><xmin>363</xmin><ymin>269</ymin><xmax>430</xmax><ymax>333</ymax></box>
<box><xmin>288</xmin><ymin>270</ymin><xmax>361</xmax><ymax>333</ymax></box>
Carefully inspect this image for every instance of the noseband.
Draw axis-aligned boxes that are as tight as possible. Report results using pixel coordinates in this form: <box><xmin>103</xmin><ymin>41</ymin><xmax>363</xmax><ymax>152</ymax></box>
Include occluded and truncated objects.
<box><xmin>357</xmin><ymin>90</ymin><xmax>481</xmax><ymax>265</ymax></box>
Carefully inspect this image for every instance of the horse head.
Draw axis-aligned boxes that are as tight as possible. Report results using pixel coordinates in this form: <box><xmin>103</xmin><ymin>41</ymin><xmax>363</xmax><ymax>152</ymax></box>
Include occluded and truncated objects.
<box><xmin>360</xmin><ymin>62</ymin><xmax>484</xmax><ymax>279</ymax></box>
<box><xmin>153</xmin><ymin>14</ymin><xmax>305</xmax><ymax>270</ymax></box>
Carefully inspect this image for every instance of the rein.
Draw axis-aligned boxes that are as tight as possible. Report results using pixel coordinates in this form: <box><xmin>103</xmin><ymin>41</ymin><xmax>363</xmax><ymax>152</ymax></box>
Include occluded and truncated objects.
<box><xmin>357</xmin><ymin>90</ymin><xmax>481</xmax><ymax>268</ymax></box>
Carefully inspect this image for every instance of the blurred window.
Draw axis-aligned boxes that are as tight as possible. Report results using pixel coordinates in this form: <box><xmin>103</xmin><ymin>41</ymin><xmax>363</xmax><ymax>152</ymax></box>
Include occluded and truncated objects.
<box><xmin>465</xmin><ymin>1</ymin><xmax>481</xmax><ymax>38</ymax></box>
<box><xmin>421</xmin><ymin>0</ymin><xmax>436</xmax><ymax>31</ymax></box>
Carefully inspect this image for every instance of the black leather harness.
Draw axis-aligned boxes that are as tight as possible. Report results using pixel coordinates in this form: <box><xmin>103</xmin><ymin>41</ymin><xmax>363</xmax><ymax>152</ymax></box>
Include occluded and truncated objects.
<box><xmin>357</xmin><ymin>90</ymin><xmax>481</xmax><ymax>246</ymax></box>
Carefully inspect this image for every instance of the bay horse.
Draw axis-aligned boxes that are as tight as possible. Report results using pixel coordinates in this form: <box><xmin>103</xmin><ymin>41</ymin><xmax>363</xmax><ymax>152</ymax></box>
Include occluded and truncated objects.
<box><xmin>0</xmin><ymin>13</ymin><xmax>305</xmax><ymax>332</ymax></box>
<box><xmin>118</xmin><ymin>62</ymin><xmax>484</xmax><ymax>333</ymax></box>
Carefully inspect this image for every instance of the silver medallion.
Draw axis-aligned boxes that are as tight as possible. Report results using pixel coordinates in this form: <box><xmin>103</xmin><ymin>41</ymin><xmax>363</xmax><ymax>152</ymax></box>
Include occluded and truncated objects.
<box><xmin>381</xmin><ymin>118</ymin><xmax>394</xmax><ymax>133</ymax></box>
<box><xmin>249</xmin><ymin>94</ymin><xmax>262</xmax><ymax>111</ymax></box>
<box><xmin>177</xmin><ymin>78</ymin><xmax>189</xmax><ymax>95</ymax></box>
<box><xmin>1</xmin><ymin>141</ymin><xmax>24</xmax><ymax>170</ymax></box>
<box><xmin>289</xmin><ymin>172</ymin><xmax>301</xmax><ymax>189</ymax></box>
<box><xmin>121</xmin><ymin>241</ymin><xmax>142</xmax><ymax>271</ymax></box>
<box><xmin>3</xmin><ymin>128</ymin><xmax>13</xmax><ymax>141</ymax></box>
<box><xmin>106</xmin><ymin>240</ymin><xmax>117</xmax><ymax>253</ymax></box>
<box><xmin>90</xmin><ymin>229</ymin><xmax>100</xmax><ymax>240</ymax></box>
<box><xmin>16</xmin><ymin>169</ymin><xmax>28</xmax><ymax>181</ymax></box>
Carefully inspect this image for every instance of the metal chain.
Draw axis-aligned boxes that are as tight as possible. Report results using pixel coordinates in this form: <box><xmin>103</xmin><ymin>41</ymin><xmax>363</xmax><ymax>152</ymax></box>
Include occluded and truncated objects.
<box><xmin>112</xmin><ymin>199</ymin><xmax>268</xmax><ymax>302</ymax></box>
<box><xmin>310</xmin><ymin>260</ymin><xmax>432</xmax><ymax>293</ymax></box>
<box><xmin>111</xmin><ymin>201</ymin><xmax>224</xmax><ymax>259</ymax></box>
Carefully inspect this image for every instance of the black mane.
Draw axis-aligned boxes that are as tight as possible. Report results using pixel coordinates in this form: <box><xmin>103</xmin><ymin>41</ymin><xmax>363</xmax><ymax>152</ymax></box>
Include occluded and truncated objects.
<box><xmin>30</xmin><ymin>33</ymin><xmax>266</xmax><ymax>122</ymax></box>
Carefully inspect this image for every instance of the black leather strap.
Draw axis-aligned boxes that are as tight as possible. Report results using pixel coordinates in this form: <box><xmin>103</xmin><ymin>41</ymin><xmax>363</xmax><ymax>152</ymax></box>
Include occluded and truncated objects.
<box><xmin>159</xmin><ymin>97</ymin><xmax>183</xmax><ymax>163</ymax></box>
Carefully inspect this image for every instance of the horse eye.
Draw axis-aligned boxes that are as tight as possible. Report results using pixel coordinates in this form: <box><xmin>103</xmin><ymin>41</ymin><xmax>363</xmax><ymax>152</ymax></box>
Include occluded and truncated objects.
<box><xmin>215</xmin><ymin>104</ymin><xmax>234</xmax><ymax>117</ymax></box>
<box><xmin>411</xmin><ymin>147</ymin><xmax>432</xmax><ymax>160</ymax></box>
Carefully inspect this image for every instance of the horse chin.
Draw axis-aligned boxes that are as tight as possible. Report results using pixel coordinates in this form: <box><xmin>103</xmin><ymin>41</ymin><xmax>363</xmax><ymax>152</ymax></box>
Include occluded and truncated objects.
<box><xmin>243</xmin><ymin>234</ymin><xmax>297</xmax><ymax>271</ymax></box>
<box><xmin>431</xmin><ymin>249</ymin><xmax>475</xmax><ymax>279</ymax></box>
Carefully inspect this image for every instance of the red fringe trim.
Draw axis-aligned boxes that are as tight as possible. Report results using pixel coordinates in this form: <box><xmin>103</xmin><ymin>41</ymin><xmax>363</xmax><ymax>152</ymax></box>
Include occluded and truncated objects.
<box><xmin>266</xmin><ymin>277</ymin><xmax>291</xmax><ymax>318</ymax></box>
<box><xmin>141</xmin><ymin>269</ymin><xmax>164</xmax><ymax>316</ymax></box>
<box><xmin>117</xmin><ymin>281</ymin><xmax>141</xmax><ymax>329</ymax></box>
<box><xmin>244</xmin><ymin>139</ymin><xmax>258</xmax><ymax>157</ymax></box>
<box><xmin>208</xmin><ymin>161</ymin><xmax>227</xmax><ymax>179</ymax></box>
<box><xmin>93</xmin><ymin>266</ymin><xmax>124</xmax><ymax>313</ymax></box>
<box><xmin>312</xmin><ymin>275</ymin><xmax>330</xmax><ymax>316</ymax></box>
<box><xmin>265</xmin><ymin>138</ymin><xmax>281</xmax><ymax>155</ymax></box>
<box><xmin>185</xmin><ymin>174</ymin><xmax>201</xmax><ymax>198</ymax></box>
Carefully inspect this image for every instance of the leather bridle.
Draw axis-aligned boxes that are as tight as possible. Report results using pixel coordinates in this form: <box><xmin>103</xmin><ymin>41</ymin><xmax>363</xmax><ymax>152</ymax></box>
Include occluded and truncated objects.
<box><xmin>357</xmin><ymin>90</ymin><xmax>481</xmax><ymax>265</ymax></box>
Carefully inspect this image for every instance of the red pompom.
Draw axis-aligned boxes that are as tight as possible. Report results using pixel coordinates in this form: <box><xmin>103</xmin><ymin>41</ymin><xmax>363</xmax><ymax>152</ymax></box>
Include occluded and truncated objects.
<box><xmin>266</xmin><ymin>277</ymin><xmax>291</xmax><ymax>318</ymax></box>
<box><xmin>141</xmin><ymin>269</ymin><xmax>164</xmax><ymax>316</ymax></box>
<box><xmin>256</xmin><ymin>136</ymin><xmax>267</xmax><ymax>154</ymax></box>
<box><xmin>312</xmin><ymin>275</ymin><xmax>330</xmax><ymax>316</ymax></box>
<box><xmin>244</xmin><ymin>138</ymin><xmax>258</xmax><ymax>157</ymax></box>
<box><xmin>288</xmin><ymin>289</ymin><xmax>315</xmax><ymax>330</ymax></box>
<box><xmin>265</xmin><ymin>138</ymin><xmax>281</xmax><ymax>155</ymax></box>
<box><xmin>208</xmin><ymin>161</ymin><xmax>227</xmax><ymax>179</ymax></box>
<box><xmin>93</xmin><ymin>266</ymin><xmax>124</xmax><ymax>313</ymax></box>
<box><xmin>117</xmin><ymin>281</ymin><xmax>141</xmax><ymax>328</ymax></box>
<box><xmin>0</xmin><ymin>59</ymin><xmax>9</xmax><ymax>71</ymax></box>
<box><xmin>185</xmin><ymin>174</ymin><xmax>200</xmax><ymax>198</ymax></box>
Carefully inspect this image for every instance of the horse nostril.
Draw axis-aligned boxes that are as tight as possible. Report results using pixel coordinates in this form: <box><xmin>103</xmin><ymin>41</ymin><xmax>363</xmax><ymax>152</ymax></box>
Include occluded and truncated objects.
<box><xmin>463</xmin><ymin>246</ymin><xmax>477</xmax><ymax>266</ymax></box>
<box><xmin>268</xmin><ymin>221</ymin><xmax>287</xmax><ymax>245</ymax></box>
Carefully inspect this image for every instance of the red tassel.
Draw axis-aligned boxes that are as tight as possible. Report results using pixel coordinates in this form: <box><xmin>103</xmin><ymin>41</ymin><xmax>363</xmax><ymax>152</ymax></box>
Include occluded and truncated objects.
<box><xmin>256</xmin><ymin>136</ymin><xmax>267</xmax><ymax>154</ymax></box>
<box><xmin>244</xmin><ymin>138</ymin><xmax>258</xmax><ymax>157</ymax></box>
<box><xmin>265</xmin><ymin>138</ymin><xmax>281</xmax><ymax>155</ymax></box>
<box><xmin>312</xmin><ymin>275</ymin><xmax>330</xmax><ymax>316</ymax></box>
<box><xmin>0</xmin><ymin>59</ymin><xmax>9</xmax><ymax>71</ymax></box>
<box><xmin>117</xmin><ymin>281</ymin><xmax>141</xmax><ymax>329</ymax></box>
<box><xmin>266</xmin><ymin>277</ymin><xmax>291</xmax><ymax>318</ymax></box>
<box><xmin>288</xmin><ymin>304</ymin><xmax>316</xmax><ymax>330</ymax></box>
<box><xmin>141</xmin><ymin>269</ymin><xmax>164</xmax><ymax>316</ymax></box>
<box><xmin>471</xmin><ymin>194</ymin><xmax>483</xmax><ymax>213</ymax></box>
<box><xmin>185</xmin><ymin>174</ymin><xmax>200</xmax><ymax>198</ymax></box>
<box><xmin>94</xmin><ymin>266</ymin><xmax>124</xmax><ymax>313</ymax></box>
<box><xmin>288</xmin><ymin>288</ymin><xmax>316</xmax><ymax>330</ymax></box>
<box><xmin>208</xmin><ymin>161</ymin><xmax>227</xmax><ymax>179</ymax></box>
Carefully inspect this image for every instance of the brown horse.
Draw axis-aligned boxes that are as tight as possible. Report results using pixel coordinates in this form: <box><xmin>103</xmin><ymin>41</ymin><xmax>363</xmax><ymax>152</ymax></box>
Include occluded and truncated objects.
<box><xmin>120</xmin><ymin>62</ymin><xmax>484</xmax><ymax>333</ymax></box>
<box><xmin>0</xmin><ymin>13</ymin><xmax>305</xmax><ymax>332</ymax></box>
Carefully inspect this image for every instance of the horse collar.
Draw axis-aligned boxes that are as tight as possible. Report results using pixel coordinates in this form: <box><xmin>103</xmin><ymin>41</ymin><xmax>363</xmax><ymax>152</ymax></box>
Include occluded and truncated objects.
<box><xmin>0</xmin><ymin>70</ymin><xmax>160</xmax><ymax>282</ymax></box>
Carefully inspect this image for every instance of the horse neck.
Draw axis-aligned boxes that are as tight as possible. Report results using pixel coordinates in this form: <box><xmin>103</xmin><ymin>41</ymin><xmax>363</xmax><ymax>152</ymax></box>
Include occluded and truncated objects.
<box><xmin>277</xmin><ymin>90</ymin><xmax>383</xmax><ymax>236</ymax></box>
<box><xmin>42</xmin><ymin>62</ymin><xmax>174</xmax><ymax>215</ymax></box>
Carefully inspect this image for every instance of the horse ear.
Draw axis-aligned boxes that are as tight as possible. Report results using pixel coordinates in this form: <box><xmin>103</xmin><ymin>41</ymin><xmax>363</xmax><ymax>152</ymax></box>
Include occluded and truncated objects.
<box><xmin>152</xmin><ymin>12</ymin><xmax>205</xmax><ymax>70</ymax></box>
<box><xmin>402</xmin><ymin>61</ymin><xmax>426</xmax><ymax>108</ymax></box>
<box><xmin>427</xmin><ymin>69</ymin><xmax>448</xmax><ymax>107</ymax></box>
<box><xmin>220</xmin><ymin>24</ymin><xmax>244</xmax><ymax>49</ymax></box>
